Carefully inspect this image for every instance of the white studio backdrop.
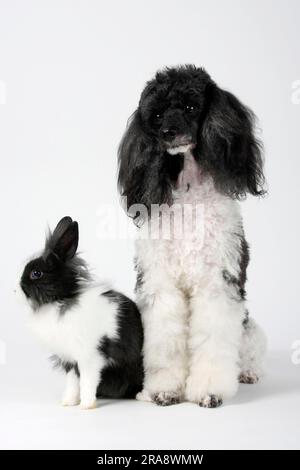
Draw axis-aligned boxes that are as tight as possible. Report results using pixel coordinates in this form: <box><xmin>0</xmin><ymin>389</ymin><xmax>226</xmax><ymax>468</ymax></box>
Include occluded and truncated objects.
<box><xmin>0</xmin><ymin>0</ymin><xmax>299</xmax><ymax>395</ymax></box>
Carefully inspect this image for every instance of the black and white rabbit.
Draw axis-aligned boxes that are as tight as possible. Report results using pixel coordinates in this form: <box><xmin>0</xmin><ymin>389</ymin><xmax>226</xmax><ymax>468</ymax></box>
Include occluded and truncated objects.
<box><xmin>19</xmin><ymin>216</ymin><xmax>144</xmax><ymax>409</ymax></box>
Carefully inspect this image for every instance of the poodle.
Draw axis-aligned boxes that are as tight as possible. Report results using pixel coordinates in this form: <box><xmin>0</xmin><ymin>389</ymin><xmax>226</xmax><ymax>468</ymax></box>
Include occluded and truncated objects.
<box><xmin>118</xmin><ymin>65</ymin><xmax>267</xmax><ymax>407</ymax></box>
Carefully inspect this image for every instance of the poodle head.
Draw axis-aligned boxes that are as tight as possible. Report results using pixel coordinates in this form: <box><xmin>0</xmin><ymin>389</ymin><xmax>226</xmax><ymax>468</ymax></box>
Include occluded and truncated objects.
<box><xmin>118</xmin><ymin>65</ymin><xmax>265</xmax><ymax>220</ymax></box>
<box><xmin>138</xmin><ymin>65</ymin><xmax>210</xmax><ymax>155</ymax></box>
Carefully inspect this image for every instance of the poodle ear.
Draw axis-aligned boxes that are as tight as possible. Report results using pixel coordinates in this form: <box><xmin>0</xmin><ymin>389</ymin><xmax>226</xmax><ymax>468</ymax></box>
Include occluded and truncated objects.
<box><xmin>118</xmin><ymin>110</ymin><xmax>171</xmax><ymax>220</ymax></box>
<box><xmin>200</xmin><ymin>85</ymin><xmax>265</xmax><ymax>198</ymax></box>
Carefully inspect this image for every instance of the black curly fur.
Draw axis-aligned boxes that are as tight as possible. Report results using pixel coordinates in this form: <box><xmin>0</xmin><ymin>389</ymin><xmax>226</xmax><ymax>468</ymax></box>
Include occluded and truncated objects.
<box><xmin>118</xmin><ymin>65</ymin><xmax>265</xmax><ymax>222</ymax></box>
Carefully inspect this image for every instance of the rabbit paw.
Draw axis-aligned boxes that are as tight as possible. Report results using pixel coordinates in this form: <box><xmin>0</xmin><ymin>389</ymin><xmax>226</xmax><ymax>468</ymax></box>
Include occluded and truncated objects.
<box><xmin>80</xmin><ymin>399</ymin><xmax>97</xmax><ymax>410</ymax></box>
<box><xmin>61</xmin><ymin>395</ymin><xmax>80</xmax><ymax>407</ymax></box>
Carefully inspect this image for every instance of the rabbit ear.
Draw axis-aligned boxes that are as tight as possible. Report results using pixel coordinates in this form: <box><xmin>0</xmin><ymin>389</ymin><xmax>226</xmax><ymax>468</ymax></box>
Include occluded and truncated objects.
<box><xmin>47</xmin><ymin>216</ymin><xmax>79</xmax><ymax>261</ymax></box>
<box><xmin>52</xmin><ymin>216</ymin><xmax>73</xmax><ymax>241</ymax></box>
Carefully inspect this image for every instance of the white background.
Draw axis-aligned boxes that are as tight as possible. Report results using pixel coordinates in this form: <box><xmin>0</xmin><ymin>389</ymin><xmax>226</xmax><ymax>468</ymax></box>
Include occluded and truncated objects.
<box><xmin>0</xmin><ymin>0</ymin><xmax>299</xmax><ymax>450</ymax></box>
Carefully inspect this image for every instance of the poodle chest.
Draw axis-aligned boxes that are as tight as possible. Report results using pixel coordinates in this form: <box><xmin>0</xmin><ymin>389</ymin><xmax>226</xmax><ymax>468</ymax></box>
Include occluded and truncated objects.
<box><xmin>137</xmin><ymin>176</ymin><xmax>243</xmax><ymax>288</ymax></box>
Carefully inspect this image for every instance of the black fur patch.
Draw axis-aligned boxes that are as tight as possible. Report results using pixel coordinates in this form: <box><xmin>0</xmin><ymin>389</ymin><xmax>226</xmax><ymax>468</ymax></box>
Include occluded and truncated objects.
<box><xmin>98</xmin><ymin>290</ymin><xmax>144</xmax><ymax>398</ymax></box>
<box><xmin>134</xmin><ymin>257</ymin><xmax>144</xmax><ymax>294</ymax></box>
<box><xmin>222</xmin><ymin>233</ymin><xmax>250</xmax><ymax>301</ymax></box>
<box><xmin>239</xmin><ymin>235</ymin><xmax>250</xmax><ymax>296</ymax></box>
<box><xmin>243</xmin><ymin>309</ymin><xmax>250</xmax><ymax>327</ymax></box>
<box><xmin>51</xmin><ymin>356</ymin><xmax>79</xmax><ymax>376</ymax></box>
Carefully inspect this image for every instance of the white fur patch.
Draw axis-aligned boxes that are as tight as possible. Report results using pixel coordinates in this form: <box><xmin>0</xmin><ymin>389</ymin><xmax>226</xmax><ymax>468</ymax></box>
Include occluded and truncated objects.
<box><xmin>167</xmin><ymin>144</ymin><xmax>193</xmax><ymax>155</ymax></box>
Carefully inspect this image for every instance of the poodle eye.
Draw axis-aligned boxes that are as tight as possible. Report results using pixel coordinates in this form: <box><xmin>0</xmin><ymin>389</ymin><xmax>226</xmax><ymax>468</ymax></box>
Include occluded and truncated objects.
<box><xmin>153</xmin><ymin>111</ymin><xmax>163</xmax><ymax>122</ymax></box>
<box><xmin>185</xmin><ymin>105</ymin><xmax>195</xmax><ymax>113</ymax></box>
<box><xmin>30</xmin><ymin>269</ymin><xmax>43</xmax><ymax>280</ymax></box>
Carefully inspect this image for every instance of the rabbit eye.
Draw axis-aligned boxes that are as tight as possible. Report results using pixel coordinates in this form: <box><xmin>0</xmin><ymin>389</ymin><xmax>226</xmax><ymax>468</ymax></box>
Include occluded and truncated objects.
<box><xmin>30</xmin><ymin>269</ymin><xmax>43</xmax><ymax>280</ymax></box>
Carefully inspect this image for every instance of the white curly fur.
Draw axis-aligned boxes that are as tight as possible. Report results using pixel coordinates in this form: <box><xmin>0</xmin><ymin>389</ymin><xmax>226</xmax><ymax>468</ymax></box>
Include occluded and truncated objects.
<box><xmin>135</xmin><ymin>150</ymin><xmax>266</xmax><ymax>406</ymax></box>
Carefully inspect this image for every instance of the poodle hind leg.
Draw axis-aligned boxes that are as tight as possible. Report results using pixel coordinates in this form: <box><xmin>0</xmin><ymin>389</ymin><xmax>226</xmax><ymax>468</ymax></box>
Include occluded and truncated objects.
<box><xmin>239</xmin><ymin>316</ymin><xmax>267</xmax><ymax>384</ymax></box>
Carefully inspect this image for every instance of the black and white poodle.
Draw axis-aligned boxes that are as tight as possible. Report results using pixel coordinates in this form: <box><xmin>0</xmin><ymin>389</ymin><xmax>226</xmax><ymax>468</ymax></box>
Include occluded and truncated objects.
<box><xmin>118</xmin><ymin>65</ymin><xmax>267</xmax><ymax>408</ymax></box>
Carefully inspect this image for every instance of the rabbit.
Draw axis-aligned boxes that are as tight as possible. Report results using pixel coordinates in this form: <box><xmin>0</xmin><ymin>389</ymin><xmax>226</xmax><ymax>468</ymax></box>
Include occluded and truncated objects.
<box><xmin>19</xmin><ymin>216</ymin><xmax>144</xmax><ymax>409</ymax></box>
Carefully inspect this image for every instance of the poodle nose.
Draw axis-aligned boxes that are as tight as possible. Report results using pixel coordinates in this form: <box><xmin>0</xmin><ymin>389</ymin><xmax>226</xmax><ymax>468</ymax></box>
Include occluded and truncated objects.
<box><xmin>162</xmin><ymin>127</ymin><xmax>178</xmax><ymax>139</ymax></box>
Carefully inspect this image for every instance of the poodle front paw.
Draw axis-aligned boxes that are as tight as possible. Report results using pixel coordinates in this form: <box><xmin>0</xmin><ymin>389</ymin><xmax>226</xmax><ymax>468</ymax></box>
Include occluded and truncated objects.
<box><xmin>199</xmin><ymin>394</ymin><xmax>223</xmax><ymax>408</ymax></box>
<box><xmin>152</xmin><ymin>391</ymin><xmax>182</xmax><ymax>406</ymax></box>
<box><xmin>239</xmin><ymin>371</ymin><xmax>259</xmax><ymax>384</ymax></box>
<box><xmin>185</xmin><ymin>365</ymin><xmax>238</xmax><ymax>404</ymax></box>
